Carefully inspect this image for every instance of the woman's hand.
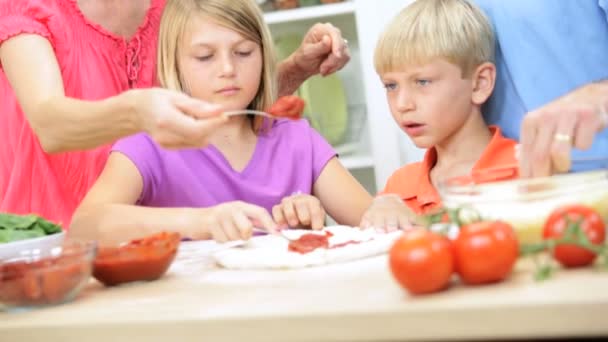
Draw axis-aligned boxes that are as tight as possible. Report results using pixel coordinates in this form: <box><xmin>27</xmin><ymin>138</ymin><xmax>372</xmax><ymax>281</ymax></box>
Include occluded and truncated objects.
<box><xmin>293</xmin><ymin>23</ymin><xmax>351</xmax><ymax>77</ymax></box>
<box><xmin>360</xmin><ymin>194</ymin><xmax>415</xmax><ymax>232</ymax></box>
<box><xmin>129</xmin><ymin>88</ymin><xmax>228</xmax><ymax>149</ymax></box>
<box><xmin>277</xmin><ymin>23</ymin><xmax>350</xmax><ymax>96</ymax></box>
<box><xmin>0</xmin><ymin>34</ymin><xmax>228</xmax><ymax>152</ymax></box>
<box><xmin>272</xmin><ymin>193</ymin><xmax>326</xmax><ymax>230</ymax></box>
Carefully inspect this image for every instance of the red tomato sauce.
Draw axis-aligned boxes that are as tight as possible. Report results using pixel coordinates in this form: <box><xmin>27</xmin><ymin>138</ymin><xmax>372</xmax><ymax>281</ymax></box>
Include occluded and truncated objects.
<box><xmin>0</xmin><ymin>253</ymin><xmax>91</xmax><ymax>306</ymax></box>
<box><xmin>267</xmin><ymin>95</ymin><xmax>306</xmax><ymax>120</ymax></box>
<box><xmin>93</xmin><ymin>232</ymin><xmax>180</xmax><ymax>286</ymax></box>
<box><xmin>288</xmin><ymin>231</ymin><xmax>362</xmax><ymax>254</ymax></box>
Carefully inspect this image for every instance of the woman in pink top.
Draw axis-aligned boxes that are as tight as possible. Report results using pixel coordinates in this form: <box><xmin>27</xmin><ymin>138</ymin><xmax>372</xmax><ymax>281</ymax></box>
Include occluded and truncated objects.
<box><xmin>0</xmin><ymin>0</ymin><xmax>350</xmax><ymax>227</ymax></box>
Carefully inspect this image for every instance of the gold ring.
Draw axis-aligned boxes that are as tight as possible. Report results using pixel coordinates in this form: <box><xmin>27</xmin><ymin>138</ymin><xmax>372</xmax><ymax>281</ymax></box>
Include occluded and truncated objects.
<box><xmin>554</xmin><ymin>133</ymin><xmax>572</xmax><ymax>142</ymax></box>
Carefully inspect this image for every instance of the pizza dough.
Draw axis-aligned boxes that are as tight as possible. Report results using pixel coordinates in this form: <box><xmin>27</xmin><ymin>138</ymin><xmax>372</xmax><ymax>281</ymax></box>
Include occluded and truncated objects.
<box><xmin>212</xmin><ymin>225</ymin><xmax>402</xmax><ymax>270</ymax></box>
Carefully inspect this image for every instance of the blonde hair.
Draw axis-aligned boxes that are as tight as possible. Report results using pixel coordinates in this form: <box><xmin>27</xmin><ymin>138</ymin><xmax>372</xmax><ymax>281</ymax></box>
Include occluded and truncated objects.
<box><xmin>157</xmin><ymin>0</ymin><xmax>277</xmax><ymax>131</ymax></box>
<box><xmin>374</xmin><ymin>0</ymin><xmax>494</xmax><ymax>77</ymax></box>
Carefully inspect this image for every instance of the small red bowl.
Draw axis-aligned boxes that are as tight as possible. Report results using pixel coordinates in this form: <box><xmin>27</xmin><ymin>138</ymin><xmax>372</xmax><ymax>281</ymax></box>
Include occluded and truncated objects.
<box><xmin>93</xmin><ymin>232</ymin><xmax>180</xmax><ymax>286</ymax></box>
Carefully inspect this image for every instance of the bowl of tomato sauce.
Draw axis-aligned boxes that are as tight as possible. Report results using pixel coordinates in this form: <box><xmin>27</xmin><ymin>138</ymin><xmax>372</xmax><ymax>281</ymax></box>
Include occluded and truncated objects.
<box><xmin>0</xmin><ymin>239</ymin><xmax>96</xmax><ymax>311</ymax></box>
<box><xmin>93</xmin><ymin>232</ymin><xmax>180</xmax><ymax>286</ymax></box>
<box><xmin>439</xmin><ymin>169</ymin><xmax>608</xmax><ymax>244</ymax></box>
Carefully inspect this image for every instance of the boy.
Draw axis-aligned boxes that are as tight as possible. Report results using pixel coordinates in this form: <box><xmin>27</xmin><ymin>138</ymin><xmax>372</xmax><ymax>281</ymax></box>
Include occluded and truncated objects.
<box><xmin>360</xmin><ymin>0</ymin><xmax>517</xmax><ymax>231</ymax></box>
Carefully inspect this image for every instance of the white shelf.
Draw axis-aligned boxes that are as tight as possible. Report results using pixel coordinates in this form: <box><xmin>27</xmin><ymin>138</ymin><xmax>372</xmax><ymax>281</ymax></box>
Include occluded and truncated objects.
<box><xmin>264</xmin><ymin>2</ymin><xmax>355</xmax><ymax>25</ymax></box>
<box><xmin>339</xmin><ymin>154</ymin><xmax>374</xmax><ymax>170</ymax></box>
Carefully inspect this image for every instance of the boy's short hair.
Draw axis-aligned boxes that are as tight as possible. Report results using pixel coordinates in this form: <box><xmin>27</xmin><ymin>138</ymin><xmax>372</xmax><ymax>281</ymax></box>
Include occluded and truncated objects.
<box><xmin>374</xmin><ymin>0</ymin><xmax>494</xmax><ymax>77</ymax></box>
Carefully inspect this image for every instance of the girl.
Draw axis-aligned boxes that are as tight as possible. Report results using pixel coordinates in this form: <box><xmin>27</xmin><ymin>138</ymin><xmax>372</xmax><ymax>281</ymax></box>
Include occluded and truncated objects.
<box><xmin>70</xmin><ymin>0</ymin><xmax>371</xmax><ymax>244</ymax></box>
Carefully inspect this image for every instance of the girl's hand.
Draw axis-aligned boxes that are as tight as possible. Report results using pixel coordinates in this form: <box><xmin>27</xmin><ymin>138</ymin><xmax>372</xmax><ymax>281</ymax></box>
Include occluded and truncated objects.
<box><xmin>360</xmin><ymin>194</ymin><xmax>415</xmax><ymax>232</ymax></box>
<box><xmin>272</xmin><ymin>194</ymin><xmax>326</xmax><ymax>230</ymax></box>
<box><xmin>128</xmin><ymin>88</ymin><xmax>228</xmax><ymax>149</ymax></box>
<box><xmin>190</xmin><ymin>201</ymin><xmax>277</xmax><ymax>243</ymax></box>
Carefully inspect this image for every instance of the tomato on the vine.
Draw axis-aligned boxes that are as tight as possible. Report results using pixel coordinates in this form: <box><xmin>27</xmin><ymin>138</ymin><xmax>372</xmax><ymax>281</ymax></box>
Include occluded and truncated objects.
<box><xmin>389</xmin><ymin>229</ymin><xmax>454</xmax><ymax>295</ymax></box>
<box><xmin>543</xmin><ymin>204</ymin><xmax>606</xmax><ymax>268</ymax></box>
<box><xmin>454</xmin><ymin>221</ymin><xmax>519</xmax><ymax>285</ymax></box>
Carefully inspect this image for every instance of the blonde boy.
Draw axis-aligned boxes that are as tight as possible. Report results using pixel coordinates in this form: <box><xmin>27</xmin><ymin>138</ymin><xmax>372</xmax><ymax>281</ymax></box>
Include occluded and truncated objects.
<box><xmin>360</xmin><ymin>0</ymin><xmax>518</xmax><ymax>231</ymax></box>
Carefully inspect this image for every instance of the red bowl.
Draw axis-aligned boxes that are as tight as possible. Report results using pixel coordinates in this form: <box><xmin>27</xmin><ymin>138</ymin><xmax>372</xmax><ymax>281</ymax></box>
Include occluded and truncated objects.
<box><xmin>93</xmin><ymin>232</ymin><xmax>180</xmax><ymax>286</ymax></box>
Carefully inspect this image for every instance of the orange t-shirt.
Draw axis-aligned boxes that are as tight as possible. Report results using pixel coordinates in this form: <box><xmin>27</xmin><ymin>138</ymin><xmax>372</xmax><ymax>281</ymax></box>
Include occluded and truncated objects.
<box><xmin>382</xmin><ymin>126</ymin><xmax>518</xmax><ymax>215</ymax></box>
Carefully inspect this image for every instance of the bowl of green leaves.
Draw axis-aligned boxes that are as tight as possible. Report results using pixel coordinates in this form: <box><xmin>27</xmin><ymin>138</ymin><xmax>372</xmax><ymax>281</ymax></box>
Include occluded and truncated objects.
<box><xmin>0</xmin><ymin>213</ymin><xmax>64</xmax><ymax>260</ymax></box>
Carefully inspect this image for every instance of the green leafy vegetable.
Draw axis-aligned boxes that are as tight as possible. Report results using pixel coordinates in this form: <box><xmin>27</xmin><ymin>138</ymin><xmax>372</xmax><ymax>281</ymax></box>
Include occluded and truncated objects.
<box><xmin>0</xmin><ymin>213</ymin><xmax>63</xmax><ymax>243</ymax></box>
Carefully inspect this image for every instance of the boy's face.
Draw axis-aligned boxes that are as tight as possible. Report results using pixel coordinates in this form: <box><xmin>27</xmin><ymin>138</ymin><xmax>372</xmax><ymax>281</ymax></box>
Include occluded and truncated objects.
<box><xmin>379</xmin><ymin>59</ymin><xmax>481</xmax><ymax>149</ymax></box>
<box><xmin>179</xmin><ymin>15</ymin><xmax>263</xmax><ymax>112</ymax></box>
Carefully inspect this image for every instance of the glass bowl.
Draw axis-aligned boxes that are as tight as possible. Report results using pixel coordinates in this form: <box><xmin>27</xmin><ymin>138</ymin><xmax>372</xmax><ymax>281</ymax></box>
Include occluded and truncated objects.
<box><xmin>0</xmin><ymin>231</ymin><xmax>65</xmax><ymax>260</ymax></box>
<box><xmin>93</xmin><ymin>232</ymin><xmax>180</xmax><ymax>286</ymax></box>
<box><xmin>0</xmin><ymin>239</ymin><xmax>96</xmax><ymax>311</ymax></box>
<box><xmin>438</xmin><ymin>169</ymin><xmax>608</xmax><ymax>244</ymax></box>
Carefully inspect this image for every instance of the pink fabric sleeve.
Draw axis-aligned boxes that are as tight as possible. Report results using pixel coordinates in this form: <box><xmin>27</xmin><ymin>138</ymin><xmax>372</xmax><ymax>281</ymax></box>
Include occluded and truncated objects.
<box><xmin>0</xmin><ymin>0</ymin><xmax>54</xmax><ymax>47</ymax></box>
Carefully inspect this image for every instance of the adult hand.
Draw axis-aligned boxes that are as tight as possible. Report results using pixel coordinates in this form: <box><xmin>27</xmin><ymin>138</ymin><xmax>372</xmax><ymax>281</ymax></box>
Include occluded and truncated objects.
<box><xmin>291</xmin><ymin>23</ymin><xmax>351</xmax><ymax>77</ymax></box>
<box><xmin>272</xmin><ymin>193</ymin><xmax>326</xmax><ymax>230</ymax></box>
<box><xmin>359</xmin><ymin>194</ymin><xmax>415</xmax><ymax>232</ymax></box>
<box><xmin>130</xmin><ymin>88</ymin><xmax>228</xmax><ymax>149</ymax></box>
<box><xmin>519</xmin><ymin>81</ymin><xmax>608</xmax><ymax>177</ymax></box>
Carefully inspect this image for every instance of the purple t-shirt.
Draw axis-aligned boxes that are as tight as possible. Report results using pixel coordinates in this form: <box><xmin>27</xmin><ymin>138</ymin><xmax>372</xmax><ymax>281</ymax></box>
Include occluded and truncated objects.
<box><xmin>112</xmin><ymin>119</ymin><xmax>336</xmax><ymax>212</ymax></box>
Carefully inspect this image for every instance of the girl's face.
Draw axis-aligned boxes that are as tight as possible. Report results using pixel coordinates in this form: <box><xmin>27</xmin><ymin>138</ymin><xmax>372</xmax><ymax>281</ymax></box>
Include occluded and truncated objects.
<box><xmin>179</xmin><ymin>15</ymin><xmax>263</xmax><ymax>111</ymax></box>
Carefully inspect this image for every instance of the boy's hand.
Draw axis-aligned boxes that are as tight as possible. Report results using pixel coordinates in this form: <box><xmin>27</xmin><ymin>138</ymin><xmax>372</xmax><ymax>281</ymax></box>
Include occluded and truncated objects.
<box><xmin>272</xmin><ymin>193</ymin><xmax>326</xmax><ymax>230</ymax></box>
<box><xmin>360</xmin><ymin>194</ymin><xmax>415</xmax><ymax>232</ymax></box>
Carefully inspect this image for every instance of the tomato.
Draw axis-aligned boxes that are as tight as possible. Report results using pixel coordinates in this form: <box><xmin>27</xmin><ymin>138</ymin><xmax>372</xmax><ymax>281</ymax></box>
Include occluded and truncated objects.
<box><xmin>389</xmin><ymin>229</ymin><xmax>454</xmax><ymax>295</ymax></box>
<box><xmin>267</xmin><ymin>95</ymin><xmax>305</xmax><ymax>120</ymax></box>
<box><xmin>543</xmin><ymin>205</ymin><xmax>606</xmax><ymax>268</ymax></box>
<box><xmin>454</xmin><ymin>221</ymin><xmax>519</xmax><ymax>285</ymax></box>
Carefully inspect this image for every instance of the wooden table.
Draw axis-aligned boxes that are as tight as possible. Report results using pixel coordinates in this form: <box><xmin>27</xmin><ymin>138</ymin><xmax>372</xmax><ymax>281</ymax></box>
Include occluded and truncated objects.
<box><xmin>1</xmin><ymin>240</ymin><xmax>607</xmax><ymax>342</ymax></box>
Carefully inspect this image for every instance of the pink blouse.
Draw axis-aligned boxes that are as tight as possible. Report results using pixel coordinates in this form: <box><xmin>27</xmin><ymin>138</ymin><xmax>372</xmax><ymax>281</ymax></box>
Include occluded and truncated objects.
<box><xmin>0</xmin><ymin>0</ymin><xmax>166</xmax><ymax>227</ymax></box>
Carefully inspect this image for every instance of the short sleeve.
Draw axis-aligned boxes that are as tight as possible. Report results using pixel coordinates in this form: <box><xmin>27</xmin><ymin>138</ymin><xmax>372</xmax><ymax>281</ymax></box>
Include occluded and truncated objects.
<box><xmin>381</xmin><ymin>171</ymin><xmax>402</xmax><ymax>195</ymax></box>
<box><xmin>307</xmin><ymin>122</ymin><xmax>337</xmax><ymax>181</ymax></box>
<box><xmin>0</xmin><ymin>0</ymin><xmax>54</xmax><ymax>46</ymax></box>
<box><xmin>111</xmin><ymin>133</ymin><xmax>163</xmax><ymax>205</ymax></box>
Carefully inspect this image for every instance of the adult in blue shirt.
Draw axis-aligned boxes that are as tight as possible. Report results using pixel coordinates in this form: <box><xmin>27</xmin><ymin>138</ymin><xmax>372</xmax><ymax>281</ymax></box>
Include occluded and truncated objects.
<box><xmin>476</xmin><ymin>0</ymin><xmax>608</xmax><ymax>177</ymax></box>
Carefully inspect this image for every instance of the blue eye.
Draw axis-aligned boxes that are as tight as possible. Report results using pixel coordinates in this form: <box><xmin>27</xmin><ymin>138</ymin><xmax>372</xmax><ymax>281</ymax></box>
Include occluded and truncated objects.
<box><xmin>416</xmin><ymin>79</ymin><xmax>431</xmax><ymax>86</ymax></box>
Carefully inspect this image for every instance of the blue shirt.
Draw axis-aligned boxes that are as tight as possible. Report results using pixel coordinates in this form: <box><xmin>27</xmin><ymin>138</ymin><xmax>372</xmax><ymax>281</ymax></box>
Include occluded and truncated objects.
<box><xmin>476</xmin><ymin>0</ymin><xmax>608</xmax><ymax>169</ymax></box>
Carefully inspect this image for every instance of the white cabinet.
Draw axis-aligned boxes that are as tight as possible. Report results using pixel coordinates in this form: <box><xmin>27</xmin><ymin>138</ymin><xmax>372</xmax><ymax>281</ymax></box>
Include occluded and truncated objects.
<box><xmin>264</xmin><ymin>0</ymin><xmax>422</xmax><ymax>193</ymax></box>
